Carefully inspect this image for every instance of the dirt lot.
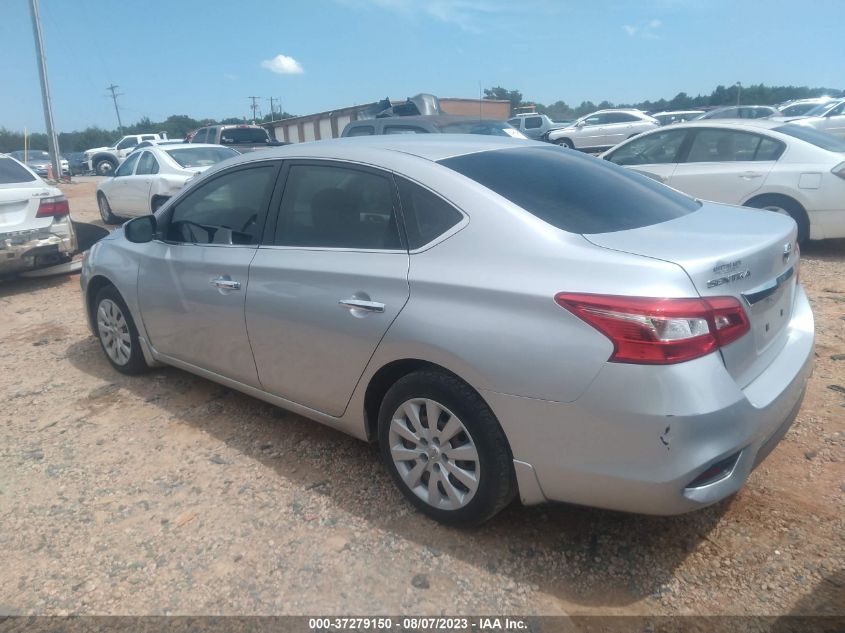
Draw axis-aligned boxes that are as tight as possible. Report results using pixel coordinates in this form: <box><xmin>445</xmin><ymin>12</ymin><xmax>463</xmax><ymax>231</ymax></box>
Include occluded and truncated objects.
<box><xmin>1</xmin><ymin>177</ymin><xmax>842</xmax><ymax>616</ymax></box>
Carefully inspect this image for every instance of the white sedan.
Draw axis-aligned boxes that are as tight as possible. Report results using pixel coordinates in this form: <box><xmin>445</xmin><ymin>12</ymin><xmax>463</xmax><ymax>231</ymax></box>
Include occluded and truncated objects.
<box><xmin>96</xmin><ymin>144</ymin><xmax>239</xmax><ymax>224</ymax></box>
<box><xmin>602</xmin><ymin>119</ymin><xmax>845</xmax><ymax>241</ymax></box>
<box><xmin>0</xmin><ymin>154</ymin><xmax>76</xmax><ymax>275</ymax></box>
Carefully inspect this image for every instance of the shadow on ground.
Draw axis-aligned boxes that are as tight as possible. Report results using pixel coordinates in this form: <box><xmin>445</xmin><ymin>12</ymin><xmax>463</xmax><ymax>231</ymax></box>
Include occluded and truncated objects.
<box><xmin>67</xmin><ymin>336</ymin><xmax>730</xmax><ymax>611</ymax></box>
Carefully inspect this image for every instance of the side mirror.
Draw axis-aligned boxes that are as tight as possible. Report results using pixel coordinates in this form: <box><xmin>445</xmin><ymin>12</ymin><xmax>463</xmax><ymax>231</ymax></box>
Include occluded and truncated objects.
<box><xmin>124</xmin><ymin>215</ymin><xmax>156</xmax><ymax>243</ymax></box>
<box><xmin>576</xmin><ymin>120</ymin><xmax>586</xmax><ymax>128</ymax></box>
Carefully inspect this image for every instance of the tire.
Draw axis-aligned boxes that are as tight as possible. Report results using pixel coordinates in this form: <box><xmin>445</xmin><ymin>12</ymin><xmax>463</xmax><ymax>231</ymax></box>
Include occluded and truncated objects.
<box><xmin>744</xmin><ymin>195</ymin><xmax>810</xmax><ymax>244</ymax></box>
<box><xmin>95</xmin><ymin>158</ymin><xmax>117</xmax><ymax>176</ymax></box>
<box><xmin>555</xmin><ymin>138</ymin><xmax>574</xmax><ymax>149</ymax></box>
<box><xmin>378</xmin><ymin>369</ymin><xmax>516</xmax><ymax>526</ymax></box>
<box><xmin>97</xmin><ymin>192</ymin><xmax>121</xmax><ymax>225</ymax></box>
<box><xmin>93</xmin><ymin>286</ymin><xmax>149</xmax><ymax>375</ymax></box>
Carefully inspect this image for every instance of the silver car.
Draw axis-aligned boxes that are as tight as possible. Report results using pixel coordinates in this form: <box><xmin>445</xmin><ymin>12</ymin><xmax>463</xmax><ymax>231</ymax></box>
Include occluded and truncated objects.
<box><xmin>80</xmin><ymin>136</ymin><xmax>814</xmax><ymax>525</ymax></box>
<box><xmin>546</xmin><ymin>110</ymin><xmax>660</xmax><ymax>151</ymax></box>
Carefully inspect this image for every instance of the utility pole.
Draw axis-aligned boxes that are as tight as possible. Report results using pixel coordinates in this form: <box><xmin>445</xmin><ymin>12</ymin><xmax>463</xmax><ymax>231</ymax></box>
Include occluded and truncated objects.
<box><xmin>736</xmin><ymin>82</ymin><xmax>742</xmax><ymax>106</ymax></box>
<box><xmin>106</xmin><ymin>83</ymin><xmax>124</xmax><ymax>131</ymax></box>
<box><xmin>248</xmin><ymin>96</ymin><xmax>261</xmax><ymax>123</ymax></box>
<box><xmin>268</xmin><ymin>97</ymin><xmax>277</xmax><ymax>122</ymax></box>
<box><xmin>28</xmin><ymin>0</ymin><xmax>61</xmax><ymax>181</ymax></box>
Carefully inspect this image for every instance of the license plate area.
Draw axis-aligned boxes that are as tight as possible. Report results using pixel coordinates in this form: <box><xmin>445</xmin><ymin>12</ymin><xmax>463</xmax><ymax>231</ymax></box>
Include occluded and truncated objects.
<box><xmin>743</xmin><ymin>268</ymin><xmax>795</xmax><ymax>353</ymax></box>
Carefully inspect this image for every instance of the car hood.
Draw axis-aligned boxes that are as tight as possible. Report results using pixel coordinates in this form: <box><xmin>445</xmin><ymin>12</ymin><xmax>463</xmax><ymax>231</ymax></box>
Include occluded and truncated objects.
<box><xmin>85</xmin><ymin>146</ymin><xmax>114</xmax><ymax>154</ymax></box>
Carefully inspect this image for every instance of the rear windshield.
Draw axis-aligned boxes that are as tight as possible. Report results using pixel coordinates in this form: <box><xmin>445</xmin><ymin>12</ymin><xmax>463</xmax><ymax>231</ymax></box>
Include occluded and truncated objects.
<box><xmin>165</xmin><ymin>147</ymin><xmax>239</xmax><ymax>168</ymax></box>
<box><xmin>438</xmin><ymin>146</ymin><xmax>700</xmax><ymax>234</ymax></box>
<box><xmin>220</xmin><ymin>128</ymin><xmax>269</xmax><ymax>144</ymax></box>
<box><xmin>0</xmin><ymin>157</ymin><xmax>37</xmax><ymax>183</ymax></box>
<box><xmin>773</xmin><ymin>124</ymin><xmax>845</xmax><ymax>152</ymax></box>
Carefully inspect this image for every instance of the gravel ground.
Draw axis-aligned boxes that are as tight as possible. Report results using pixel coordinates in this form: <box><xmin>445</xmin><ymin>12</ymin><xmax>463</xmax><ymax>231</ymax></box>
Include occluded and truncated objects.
<box><xmin>0</xmin><ymin>178</ymin><xmax>842</xmax><ymax>616</ymax></box>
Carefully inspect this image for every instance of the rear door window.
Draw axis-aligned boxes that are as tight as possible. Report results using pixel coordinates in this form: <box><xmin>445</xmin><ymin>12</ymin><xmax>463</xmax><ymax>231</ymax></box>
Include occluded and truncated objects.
<box><xmin>685</xmin><ymin>129</ymin><xmax>784</xmax><ymax>162</ymax></box>
<box><xmin>220</xmin><ymin>128</ymin><xmax>270</xmax><ymax>144</ymax></box>
<box><xmin>439</xmin><ymin>146</ymin><xmax>699</xmax><ymax>234</ymax></box>
<box><xmin>524</xmin><ymin>117</ymin><xmax>543</xmax><ymax>129</ymax></box>
<box><xmin>192</xmin><ymin>128</ymin><xmax>209</xmax><ymax>143</ymax></box>
<box><xmin>135</xmin><ymin>151</ymin><xmax>160</xmax><ymax>175</ymax></box>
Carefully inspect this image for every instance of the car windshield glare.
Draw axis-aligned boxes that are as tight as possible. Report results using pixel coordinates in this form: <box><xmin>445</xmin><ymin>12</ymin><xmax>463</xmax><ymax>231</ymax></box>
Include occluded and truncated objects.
<box><xmin>439</xmin><ymin>146</ymin><xmax>700</xmax><ymax>234</ymax></box>
<box><xmin>804</xmin><ymin>102</ymin><xmax>839</xmax><ymax>117</ymax></box>
<box><xmin>773</xmin><ymin>124</ymin><xmax>845</xmax><ymax>152</ymax></box>
<box><xmin>165</xmin><ymin>147</ymin><xmax>239</xmax><ymax>168</ymax></box>
<box><xmin>0</xmin><ymin>157</ymin><xmax>36</xmax><ymax>183</ymax></box>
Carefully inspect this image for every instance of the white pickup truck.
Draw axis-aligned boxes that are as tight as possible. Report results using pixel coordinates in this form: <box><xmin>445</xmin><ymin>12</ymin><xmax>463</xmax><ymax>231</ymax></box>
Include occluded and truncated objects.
<box><xmin>83</xmin><ymin>133</ymin><xmax>168</xmax><ymax>176</ymax></box>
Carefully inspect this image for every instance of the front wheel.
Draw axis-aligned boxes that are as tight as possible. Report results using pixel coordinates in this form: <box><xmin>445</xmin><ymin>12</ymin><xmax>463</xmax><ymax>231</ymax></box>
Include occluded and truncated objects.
<box><xmin>95</xmin><ymin>158</ymin><xmax>117</xmax><ymax>176</ymax></box>
<box><xmin>378</xmin><ymin>370</ymin><xmax>516</xmax><ymax>526</ymax></box>
<box><xmin>555</xmin><ymin>138</ymin><xmax>574</xmax><ymax>149</ymax></box>
<box><xmin>94</xmin><ymin>286</ymin><xmax>149</xmax><ymax>375</ymax></box>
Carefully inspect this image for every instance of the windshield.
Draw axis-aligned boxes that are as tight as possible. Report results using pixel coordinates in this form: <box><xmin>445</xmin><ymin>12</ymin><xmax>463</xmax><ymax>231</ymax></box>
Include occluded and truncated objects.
<box><xmin>774</xmin><ymin>124</ymin><xmax>845</xmax><ymax>152</ymax></box>
<box><xmin>439</xmin><ymin>146</ymin><xmax>700</xmax><ymax>234</ymax></box>
<box><xmin>165</xmin><ymin>146</ymin><xmax>240</xmax><ymax>168</ymax></box>
<box><xmin>438</xmin><ymin>121</ymin><xmax>527</xmax><ymax>138</ymax></box>
<box><xmin>0</xmin><ymin>157</ymin><xmax>37</xmax><ymax>183</ymax></box>
<box><xmin>220</xmin><ymin>128</ymin><xmax>269</xmax><ymax>144</ymax></box>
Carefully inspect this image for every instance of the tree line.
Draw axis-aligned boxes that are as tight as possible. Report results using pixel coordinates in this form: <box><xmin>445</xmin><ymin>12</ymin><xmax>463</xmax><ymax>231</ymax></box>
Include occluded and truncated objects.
<box><xmin>4</xmin><ymin>83</ymin><xmax>843</xmax><ymax>153</ymax></box>
<box><xmin>0</xmin><ymin>111</ymin><xmax>294</xmax><ymax>154</ymax></box>
<box><xmin>483</xmin><ymin>83</ymin><xmax>845</xmax><ymax>120</ymax></box>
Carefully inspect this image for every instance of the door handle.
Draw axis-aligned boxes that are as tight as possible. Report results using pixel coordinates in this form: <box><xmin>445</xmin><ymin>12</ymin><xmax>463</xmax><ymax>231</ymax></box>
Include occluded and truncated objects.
<box><xmin>739</xmin><ymin>172</ymin><xmax>763</xmax><ymax>179</ymax></box>
<box><xmin>210</xmin><ymin>277</ymin><xmax>241</xmax><ymax>290</ymax></box>
<box><xmin>338</xmin><ymin>298</ymin><xmax>385</xmax><ymax>313</ymax></box>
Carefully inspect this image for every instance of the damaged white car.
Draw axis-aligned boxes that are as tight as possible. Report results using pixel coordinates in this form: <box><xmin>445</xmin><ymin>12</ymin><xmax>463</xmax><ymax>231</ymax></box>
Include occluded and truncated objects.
<box><xmin>0</xmin><ymin>153</ymin><xmax>76</xmax><ymax>276</ymax></box>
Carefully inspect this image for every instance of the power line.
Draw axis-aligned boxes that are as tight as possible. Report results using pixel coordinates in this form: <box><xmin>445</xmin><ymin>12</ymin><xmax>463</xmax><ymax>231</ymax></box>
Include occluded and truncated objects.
<box><xmin>106</xmin><ymin>83</ymin><xmax>124</xmax><ymax>132</ymax></box>
<box><xmin>248</xmin><ymin>96</ymin><xmax>261</xmax><ymax>122</ymax></box>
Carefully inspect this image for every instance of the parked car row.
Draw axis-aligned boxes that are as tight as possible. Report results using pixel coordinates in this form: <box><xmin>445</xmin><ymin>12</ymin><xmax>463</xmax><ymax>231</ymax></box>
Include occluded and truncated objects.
<box><xmin>7</xmin><ymin>150</ymin><xmax>69</xmax><ymax>177</ymax></box>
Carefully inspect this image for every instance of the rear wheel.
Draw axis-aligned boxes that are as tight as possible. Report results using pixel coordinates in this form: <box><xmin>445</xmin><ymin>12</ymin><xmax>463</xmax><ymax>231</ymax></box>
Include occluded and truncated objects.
<box><xmin>745</xmin><ymin>195</ymin><xmax>809</xmax><ymax>244</ymax></box>
<box><xmin>378</xmin><ymin>370</ymin><xmax>516</xmax><ymax>526</ymax></box>
<box><xmin>94</xmin><ymin>286</ymin><xmax>149</xmax><ymax>375</ymax></box>
<box><xmin>97</xmin><ymin>193</ymin><xmax>120</xmax><ymax>225</ymax></box>
<box><xmin>555</xmin><ymin>138</ymin><xmax>574</xmax><ymax>149</ymax></box>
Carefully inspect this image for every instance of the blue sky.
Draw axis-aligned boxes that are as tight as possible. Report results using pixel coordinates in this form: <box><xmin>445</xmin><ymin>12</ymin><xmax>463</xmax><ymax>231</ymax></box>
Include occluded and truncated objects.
<box><xmin>2</xmin><ymin>0</ymin><xmax>842</xmax><ymax>133</ymax></box>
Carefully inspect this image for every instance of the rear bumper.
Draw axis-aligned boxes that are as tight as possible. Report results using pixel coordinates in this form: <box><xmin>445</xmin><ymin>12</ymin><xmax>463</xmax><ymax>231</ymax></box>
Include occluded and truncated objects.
<box><xmin>487</xmin><ymin>285</ymin><xmax>815</xmax><ymax>515</ymax></box>
<box><xmin>0</xmin><ymin>218</ymin><xmax>77</xmax><ymax>275</ymax></box>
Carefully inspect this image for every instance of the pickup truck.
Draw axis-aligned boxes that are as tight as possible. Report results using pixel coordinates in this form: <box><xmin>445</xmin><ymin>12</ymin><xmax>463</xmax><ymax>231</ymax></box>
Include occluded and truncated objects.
<box><xmin>84</xmin><ymin>133</ymin><xmax>168</xmax><ymax>176</ymax></box>
<box><xmin>187</xmin><ymin>124</ymin><xmax>284</xmax><ymax>153</ymax></box>
<box><xmin>506</xmin><ymin>113</ymin><xmax>572</xmax><ymax>140</ymax></box>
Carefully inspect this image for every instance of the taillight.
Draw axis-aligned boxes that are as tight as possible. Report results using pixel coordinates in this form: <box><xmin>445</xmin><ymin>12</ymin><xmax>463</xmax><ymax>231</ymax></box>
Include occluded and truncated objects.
<box><xmin>554</xmin><ymin>293</ymin><xmax>750</xmax><ymax>365</ymax></box>
<box><xmin>36</xmin><ymin>195</ymin><xmax>70</xmax><ymax>218</ymax></box>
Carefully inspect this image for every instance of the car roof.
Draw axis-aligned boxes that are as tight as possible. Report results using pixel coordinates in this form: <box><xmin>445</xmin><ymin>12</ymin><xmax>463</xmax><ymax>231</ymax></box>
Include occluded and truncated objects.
<box><xmin>653</xmin><ymin>110</ymin><xmax>705</xmax><ymax>115</ymax></box>
<box><xmin>145</xmin><ymin>143</ymin><xmax>227</xmax><ymax>151</ymax></box>
<box><xmin>229</xmin><ymin>135</ymin><xmax>544</xmax><ymax>164</ymax></box>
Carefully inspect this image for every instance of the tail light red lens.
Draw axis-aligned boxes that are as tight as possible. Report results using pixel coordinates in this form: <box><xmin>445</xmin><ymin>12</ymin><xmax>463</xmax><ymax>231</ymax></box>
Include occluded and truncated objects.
<box><xmin>554</xmin><ymin>293</ymin><xmax>750</xmax><ymax>365</ymax></box>
<box><xmin>36</xmin><ymin>195</ymin><xmax>70</xmax><ymax>218</ymax></box>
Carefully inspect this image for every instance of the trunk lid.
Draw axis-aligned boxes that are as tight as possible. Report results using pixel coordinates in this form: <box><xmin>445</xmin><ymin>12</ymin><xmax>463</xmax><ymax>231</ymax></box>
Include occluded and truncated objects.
<box><xmin>583</xmin><ymin>203</ymin><xmax>799</xmax><ymax>387</ymax></box>
<box><xmin>0</xmin><ymin>183</ymin><xmax>53</xmax><ymax>232</ymax></box>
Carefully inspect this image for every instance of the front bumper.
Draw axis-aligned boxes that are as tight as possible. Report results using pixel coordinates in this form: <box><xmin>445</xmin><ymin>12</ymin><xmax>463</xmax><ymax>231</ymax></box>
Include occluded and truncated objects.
<box><xmin>0</xmin><ymin>218</ymin><xmax>77</xmax><ymax>275</ymax></box>
<box><xmin>486</xmin><ymin>284</ymin><xmax>815</xmax><ymax>515</ymax></box>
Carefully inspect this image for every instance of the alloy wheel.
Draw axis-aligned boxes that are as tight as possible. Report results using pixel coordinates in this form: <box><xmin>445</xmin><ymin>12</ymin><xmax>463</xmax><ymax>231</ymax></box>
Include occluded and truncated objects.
<box><xmin>97</xmin><ymin>299</ymin><xmax>132</xmax><ymax>365</ymax></box>
<box><xmin>388</xmin><ymin>398</ymin><xmax>480</xmax><ymax>510</ymax></box>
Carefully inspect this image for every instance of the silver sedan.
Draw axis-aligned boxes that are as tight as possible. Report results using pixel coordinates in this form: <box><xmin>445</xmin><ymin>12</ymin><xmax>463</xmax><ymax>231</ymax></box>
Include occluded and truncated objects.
<box><xmin>80</xmin><ymin>136</ymin><xmax>814</xmax><ymax>525</ymax></box>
